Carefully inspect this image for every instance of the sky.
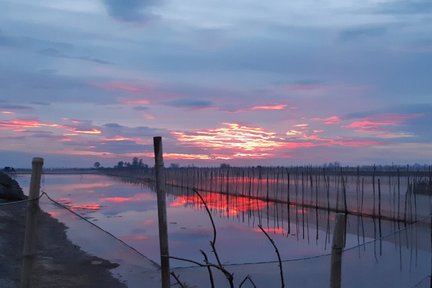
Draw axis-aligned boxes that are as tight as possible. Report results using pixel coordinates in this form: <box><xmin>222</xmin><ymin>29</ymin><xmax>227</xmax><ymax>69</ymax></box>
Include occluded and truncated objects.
<box><xmin>0</xmin><ymin>0</ymin><xmax>431</xmax><ymax>168</ymax></box>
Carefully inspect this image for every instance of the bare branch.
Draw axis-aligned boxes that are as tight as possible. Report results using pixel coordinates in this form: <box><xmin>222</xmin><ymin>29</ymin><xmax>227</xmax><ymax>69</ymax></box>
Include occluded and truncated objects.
<box><xmin>170</xmin><ymin>272</ymin><xmax>187</xmax><ymax>288</ymax></box>
<box><xmin>168</xmin><ymin>256</ymin><xmax>233</xmax><ymax>278</ymax></box>
<box><xmin>193</xmin><ymin>188</ymin><xmax>217</xmax><ymax>244</ymax></box>
<box><xmin>200</xmin><ymin>250</ymin><xmax>215</xmax><ymax>288</ymax></box>
<box><xmin>192</xmin><ymin>189</ymin><xmax>234</xmax><ymax>288</ymax></box>
<box><xmin>258</xmin><ymin>225</ymin><xmax>285</xmax><ymax>288</ymax></box>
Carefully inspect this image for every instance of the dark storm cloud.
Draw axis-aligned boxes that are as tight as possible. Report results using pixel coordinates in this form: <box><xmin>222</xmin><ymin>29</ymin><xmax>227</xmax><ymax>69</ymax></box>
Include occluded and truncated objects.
<box><xmin>102</xmin><ymin>0</ymin><xmax>159</xmax><ymax>22</ymax></box>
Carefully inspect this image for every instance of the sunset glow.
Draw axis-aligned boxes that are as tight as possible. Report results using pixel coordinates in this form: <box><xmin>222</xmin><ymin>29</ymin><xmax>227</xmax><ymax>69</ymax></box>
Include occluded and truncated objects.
<box><xmin>69</xmin><ymin>128</ymin><xmax>102</xmax><ymax>135</ymax></box>
<box><xmin>254</xmin><ymin>227</ymin><xmax>288</xmax><ymax>235</ymax></box>
<box><xmin>68</xmin><ymin>203</ymin><xmax>101</xmax><ymax>212</ymax></box>
<box><xmin>173</xmin><ymin>123</ymin><xmax>284</xmax><ymax>152</ymax></box>
<box><xmin>170</xmin><ymin>193</ymin><xmax>268</xmax><ymax>216</ymax></box>
<box><xmin>251</xmin><ymin>104</ymin><xmax>287</xmax><ymax>111</ymax></box>
<box><xmin>101</xmin><ymin>193</ymin><xmax>154</xmax><ymax>203</ymax></box>
<box><xmin>0</xmin><ymin>0</ymin><xmax>430</xmax><ymax>167</ymax></box>
<box><xmin>0</xmin><ymin>119</ymin><xmax>61</xmax><ymax>130</ymax></box>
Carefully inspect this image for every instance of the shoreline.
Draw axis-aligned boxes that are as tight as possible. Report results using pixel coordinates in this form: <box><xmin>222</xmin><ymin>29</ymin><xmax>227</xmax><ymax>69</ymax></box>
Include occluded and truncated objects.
<box><xmin>0</xmin><ymin>173</ymin><xmax>127</xmax><ymax>288</ymax></box>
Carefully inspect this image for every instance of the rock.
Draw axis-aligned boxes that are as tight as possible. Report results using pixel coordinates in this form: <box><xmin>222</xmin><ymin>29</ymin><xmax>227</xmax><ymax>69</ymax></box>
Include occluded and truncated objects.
<box><xmin>0</xmin><ymin>172</ymin><xmax>26</xmax><ymax>201</ymax></box>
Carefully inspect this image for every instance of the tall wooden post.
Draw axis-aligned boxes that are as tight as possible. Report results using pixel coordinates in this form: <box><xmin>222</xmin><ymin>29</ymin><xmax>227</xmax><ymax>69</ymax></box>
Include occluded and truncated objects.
<box><xmin>20</xmin><ymin>157</ymin><xmax>44</xmax><ymax>288</ymax></box>
<box><xmin>330</xmin><ymin>213</ymin><xmax>346</xmax><ymax>288</ymax></box>
<box><xmin>153</xmin><ymin>137</ymin><xmax>170</xmax><ymax>288</ymax></box>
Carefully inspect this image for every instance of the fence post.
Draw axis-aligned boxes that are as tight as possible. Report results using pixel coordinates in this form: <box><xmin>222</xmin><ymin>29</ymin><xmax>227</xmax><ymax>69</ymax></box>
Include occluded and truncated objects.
<box><xmin>20</xmin><ymin>157</ymin><xmax>44</xmax><ymax>288</ymax></box>
<box><xmin>153</xmin><ymin>137</ymin><xmax>170</xmax><ymax>288</ymax></box>
<box><xmin>330</xmin><ymin>213</ymin><xmax>346</xmax><ymax>288</ymax></box>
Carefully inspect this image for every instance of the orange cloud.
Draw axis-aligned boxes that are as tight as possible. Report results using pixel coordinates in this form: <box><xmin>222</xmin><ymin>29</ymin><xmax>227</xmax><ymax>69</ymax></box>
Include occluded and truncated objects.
<box><xmin>251</xmin><ymin>104</ymin><xmax>287</xmax><ymax>111</ymax></box>
<box><xmin>0</xmin><ymin>119</ymin><xmax>103</xmax><ymax>137</ymax></box>
<box><xmin>68</xmin><ymin>128</ymin><xmax>102</xmax><ymax>134</ymax></box>
<box><xmin>173</xmin><ymin>123</ymin><xmax>285</xmax><ymax>153</ymax></box>
<box><xmin>0</xmin><ymin>119</ymin><xmax>61</xmax><ymax>130</ymax></box>
<box><xmin>104</xmin><ymin>136</ymin><xmax>135</xmax><ymax>141</ymax></box>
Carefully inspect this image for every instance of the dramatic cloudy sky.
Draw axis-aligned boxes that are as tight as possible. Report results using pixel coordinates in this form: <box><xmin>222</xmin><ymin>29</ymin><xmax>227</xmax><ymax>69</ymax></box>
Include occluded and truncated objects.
<box><xmin>1</xmin><ymin>0</ymin><xmax>431</xmax><ymax>167</ymax></box>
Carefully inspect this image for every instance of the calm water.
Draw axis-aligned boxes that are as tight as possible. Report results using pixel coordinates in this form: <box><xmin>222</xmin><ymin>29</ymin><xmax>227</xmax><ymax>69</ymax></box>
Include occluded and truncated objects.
<box><xmin>16</xmin><ymin>173</ymin><xmax>431</xmax><ymax>287</ymax></box>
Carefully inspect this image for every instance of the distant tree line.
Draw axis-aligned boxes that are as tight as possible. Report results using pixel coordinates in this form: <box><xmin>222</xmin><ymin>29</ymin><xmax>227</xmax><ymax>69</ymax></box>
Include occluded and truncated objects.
<box><xmin>114</xmin><ymin>157</ymin><xmax>149</xmax><ymax>169</ymax></box>
<box><xmin>93</xmin><ymin>157</ymin><xmax>150</xmax><ymax>170</ymax></box>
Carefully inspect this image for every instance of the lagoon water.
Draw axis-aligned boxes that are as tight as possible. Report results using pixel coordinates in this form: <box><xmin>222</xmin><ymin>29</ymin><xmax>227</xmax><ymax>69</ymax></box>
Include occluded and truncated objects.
<box><xmin>16</xmin><ymin>173</ymin><xmax>431</xmax><ymax>287</ymax></box>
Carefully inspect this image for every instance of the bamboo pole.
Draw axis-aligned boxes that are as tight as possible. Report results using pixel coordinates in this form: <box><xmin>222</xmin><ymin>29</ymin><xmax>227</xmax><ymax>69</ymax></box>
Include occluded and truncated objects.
<box><xmin>330</xmin><ymin>213</ymin><xmax>346</xmax><ymax>288</ymax></box>
<box><xmin>153</xmin><ymin>137</ymin><xmax>170</xmax><ymax>288</ymax></box>
<box><xmin>20</xmin><ymin>157</ymin><xmax>44</xmax><ymax>288</ymax></box>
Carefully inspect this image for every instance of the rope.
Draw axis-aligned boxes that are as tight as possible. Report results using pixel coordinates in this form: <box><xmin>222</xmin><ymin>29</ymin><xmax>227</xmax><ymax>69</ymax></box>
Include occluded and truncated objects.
<box><xmin>40</xmin><ymin>191</ymin><xmax>160</xmax><ymax>268</ymax></box>
<box><xmin>0</xmin><ymin>192</ymin><xmax>46</xmax><ymax>207</ymax></box>
<box><xmin>0</xmin><ymin>198</ymin><xmax>31</xmax><ymax>206</ymax></box>
<box><xmin>3</xmin><ymin>187</ymin><xmax>429</xmax><ymax>272</ymax></box>
<box><xmin>411</xmin><ymin>276</ymin><xmax>431</xmax><ymax>288</ymax></box>
<box><xmin>174</xmin><ymin>213</ymin><xmax>432</xmax><ymax>269</ymax></box>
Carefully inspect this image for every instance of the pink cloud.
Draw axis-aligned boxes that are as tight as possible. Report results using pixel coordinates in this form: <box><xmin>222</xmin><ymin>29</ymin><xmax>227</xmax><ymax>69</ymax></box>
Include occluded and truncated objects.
<box><xmin>343</xmin><ymin>114</ymin><xmax>420</xmax><ymax>133</ymax></box>
<box><xmin>0</xmin><ymin>119</ymin><xmax>61</xmax><ymax>131</ymax></box>
<box><xmin>312</xmin><ymin>116</ymin><xmax>342</xmax><ymax>125</ymax></box>
<box><xmin>94</xmin><ymin>81</ymin><xmax>152</xmax><ymax>94</ymax></box>
<box><xmin>119</xmin><ymin>98</ymin><xmax>151</xmax><ymax>105</ymax></box>
<box><xmin>251</xmin><ymin>104</ymin><xmax>287</xmax><ymax>111</ymax></box>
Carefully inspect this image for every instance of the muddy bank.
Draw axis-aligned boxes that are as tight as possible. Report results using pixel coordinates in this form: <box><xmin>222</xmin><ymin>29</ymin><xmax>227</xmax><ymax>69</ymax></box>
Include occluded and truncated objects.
<box><xmin>0</xmin><ymin>173</ymin><xmax>126</xmax><ymax>288</ymax></box>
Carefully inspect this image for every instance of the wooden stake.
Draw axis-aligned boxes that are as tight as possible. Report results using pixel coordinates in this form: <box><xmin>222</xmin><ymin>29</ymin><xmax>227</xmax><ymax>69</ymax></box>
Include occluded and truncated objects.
<box><xmin>330</xmin><ymin>213</ymin><xmax>346</xmax><ymax>288</ymax></box>
<box><xmin>153</xmin><ymin>137</ymin><xmax>170</xmax><ymax>288</ymax></box>
<box><xmin>20</xmin><ymin>157</ymin><xmax>44</xmax><ymax>288</ymax></box>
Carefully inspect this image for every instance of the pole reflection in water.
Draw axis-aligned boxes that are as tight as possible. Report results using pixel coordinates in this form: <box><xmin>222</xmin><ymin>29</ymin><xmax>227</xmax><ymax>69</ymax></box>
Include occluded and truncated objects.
<box><xmin>18</xmin><ymin>172</ymin><xmax>431</xmax><ymax>287</ymax></box>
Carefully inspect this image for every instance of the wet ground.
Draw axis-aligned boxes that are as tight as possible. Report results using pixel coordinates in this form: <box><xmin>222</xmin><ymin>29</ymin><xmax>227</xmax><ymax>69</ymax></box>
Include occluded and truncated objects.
<box><xmin>0</xmin><ymin>200</ymin><xmax>127</xmax><ymax>288</ymax></box>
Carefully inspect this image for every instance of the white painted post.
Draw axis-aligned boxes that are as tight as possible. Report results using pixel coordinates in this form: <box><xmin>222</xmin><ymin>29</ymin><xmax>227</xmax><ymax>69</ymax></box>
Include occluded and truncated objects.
<box><xmin>20</xmin><ymin>157</ymin><xmax>44</xmax><ymax>288</ymax></box>
<box><xmin>330</xmin><ymin>213</ymin><xmax>346</xmax><ymax>288</ymax></box>
<box><xmin>153</xmin><ymin>137</ymin><xmax>170</xmax><ymax>288</ymax></box>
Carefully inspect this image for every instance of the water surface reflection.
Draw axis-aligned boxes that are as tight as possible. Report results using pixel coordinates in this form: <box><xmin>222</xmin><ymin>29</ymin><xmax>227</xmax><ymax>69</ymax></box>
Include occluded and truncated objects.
<box><xmin>15</xmin><ymin>174</ymin><xmax>431</xmax><ymax>286</ymax></box>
